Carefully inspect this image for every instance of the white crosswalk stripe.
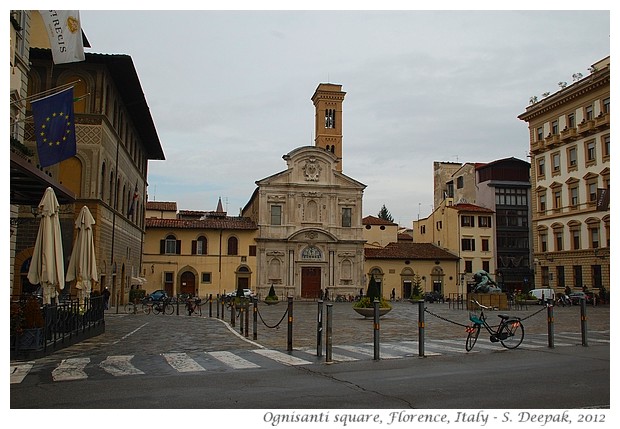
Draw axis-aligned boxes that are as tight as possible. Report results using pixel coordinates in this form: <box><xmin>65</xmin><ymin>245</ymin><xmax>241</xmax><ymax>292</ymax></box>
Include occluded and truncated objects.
<box><xmin>252</xmin><ymin>349</ymin><xmax>313</xmax><ymax>365</ymax></box>
<box><xmin>162</xmin><ymin>353</ymin><xmax>205</xmax><ymax>373</ymax></box>
<box><xmin>52</xmin><ymin>357</ymin><xmax>90</xmax><ymax>381</ymax></box>
<box><xmin>11</xmin><ymin>362</ymin><xmax>34</xmax><ymax>384</ymax></box>
<box><xmin>208</xmin><ymin>351</ymin><xmax>260</xmax><ymax>369</ymax></box>
<box><xmin>100</xmin><ymin>355</ymin><xmax>145</xmax><ymax>376</ymax></box>
<box><xmin>10</xmin><ymin>331</ymin><xmax>609</xmax><ymax>384</ymax></box>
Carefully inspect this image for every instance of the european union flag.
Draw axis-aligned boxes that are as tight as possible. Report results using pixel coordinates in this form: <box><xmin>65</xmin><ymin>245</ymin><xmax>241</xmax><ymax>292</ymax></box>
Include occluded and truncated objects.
<box><xmin>31</xmin><ymin>88</ymin><xmax>77</xmax><ymax>168</ymax></box>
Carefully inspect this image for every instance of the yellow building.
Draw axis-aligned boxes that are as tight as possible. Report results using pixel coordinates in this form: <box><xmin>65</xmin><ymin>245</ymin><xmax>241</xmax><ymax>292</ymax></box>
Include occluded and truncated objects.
<box><xmin>518</xmin><ymin>56</ymin><xmax>610</xmax><ymax>296</ymax></box>
<box><xmin>142</xmin><ymin>200</ymin><xmax>258</xmax><ymax>298</ymax></box>
<box><xmin>363</xmin><ymin>215</ymin><xmax>460</xmax><ymax>300</ymax></box>
<box><xmin>413</xmin><ymin>200</ymin><xmax>495</xmax><ymax>292</ymax></box>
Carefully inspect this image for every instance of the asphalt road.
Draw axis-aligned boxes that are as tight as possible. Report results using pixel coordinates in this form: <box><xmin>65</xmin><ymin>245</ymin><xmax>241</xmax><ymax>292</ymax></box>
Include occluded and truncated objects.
<box><xmin>10</xmin><ymin>300</ymin><xmax>610</xmax><ymax>417</ymax></box>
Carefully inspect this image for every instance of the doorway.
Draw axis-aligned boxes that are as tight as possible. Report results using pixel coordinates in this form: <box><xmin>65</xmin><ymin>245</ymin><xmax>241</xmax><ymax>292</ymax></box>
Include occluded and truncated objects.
<box><xmin>301</xmin><ymin>267</ymin><xmax>321</xmax><ymax>298</ymax></box>
<box><xmin>180</xmin><ymin>271</ymin><xmax>196</xmax><ymax>296</ymax></box>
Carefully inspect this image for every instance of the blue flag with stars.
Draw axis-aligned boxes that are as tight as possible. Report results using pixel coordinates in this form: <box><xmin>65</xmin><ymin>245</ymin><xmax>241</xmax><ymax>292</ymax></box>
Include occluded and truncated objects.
<box><xmin>31</xmin><ymin>87</ymin><xmax>77</xmax><ymax>168</ymax></box>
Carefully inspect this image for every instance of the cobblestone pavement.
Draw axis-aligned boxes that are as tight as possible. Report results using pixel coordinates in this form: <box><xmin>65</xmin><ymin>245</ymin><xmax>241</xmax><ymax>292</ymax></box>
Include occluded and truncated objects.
<box><xmin>224</xmin><ymin>299</ymin><xmax>609</xmax><ymax>351</ymax></box>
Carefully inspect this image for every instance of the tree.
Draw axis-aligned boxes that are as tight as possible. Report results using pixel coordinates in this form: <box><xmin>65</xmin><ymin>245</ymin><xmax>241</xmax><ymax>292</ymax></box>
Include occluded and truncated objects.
<box><xmin>377</xmin><ymin>205</ymin><xmax>394</xmax><ymax>222</ymax></box>
<box><xmin>366</xmin><ymin>275</ymin><xmax>381</xmax><ymax>301</ymax></box>
<box><xmin>410</xmin><ymin>273</ymin><xmax>423</xmax><ymax>300</ymax></box>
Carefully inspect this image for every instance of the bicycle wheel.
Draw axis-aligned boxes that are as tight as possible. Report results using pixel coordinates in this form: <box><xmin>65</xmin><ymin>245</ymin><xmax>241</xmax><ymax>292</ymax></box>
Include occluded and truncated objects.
<box><xmin>164</xmin><ymin>303</ymin><xmax>175</xmax><ymax>315</ymax></box>
<box><xmin>499</xmin><ymin>319</ymin><xmax>524</xmax><ymax>349</ymax></box>
<box><xmin>465</xmin><ymin>325</ymin><xmax>481</xmax><ymax>351</ymax></box>
<box><xmin>142</xmin><ymin>303</ymin><xmax>151</xmax><ymax>315</ymax></box>
<box><xmin>124</xmin><ymin>302</ymin><xmax>135</xmax><ymax>314</ymax></box>
<box><xmin>152</xmin><ymin>304</ymin><xmax>162</xmax><ymax>315</ymax></box>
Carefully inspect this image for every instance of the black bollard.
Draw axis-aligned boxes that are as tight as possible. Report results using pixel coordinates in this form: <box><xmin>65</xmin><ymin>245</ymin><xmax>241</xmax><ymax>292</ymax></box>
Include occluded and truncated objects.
<box><xmin>326</xmin><ymin>303</ymin><xmax>333</xmax><ymax>363</ymax></box>
<box><xmin>418</xmin><ymin>299</ymin><xmax>425</xmax><ymax>357</ymax></box>
<box><xmin>287</xmin><ymin>296</ymin><xmax>293</xmax><ymax>352</ymax></box>
<box><xmin>253</xmin><ymin>297</ymin><xmax>258</xmax><ymax>340</ymax></box>
<box><xmin>239</xmin><ymin>303</ymin><xmax>244</xmax><ymax>334</ymax></box>
<box><xmin>209</xmin><ymin>294</ymin><xmax>212</xmax><ymax>318</ymax></box>
<box><xmin>317</xmin><ymin>300</ymin><xmax>323</xmax><ymax>357</ymax></box>
<box><xmin>547</xmin><ymin>300</ymin><xmax>555</xmax><ymax>348</ymax></box>
<box><xmin>373</xmin><ymin>298</ymin><xmax>380</xmax><ymax>360</ymax></box>
<box><xmin>231</xmin><ymin>301</ymin><xmax>235</xmax><ymax>327</ymax></box>
<box><xmin>580</xmin><ymin>298</ymin><xmax>588</xmax><ymax>346</ymax></box>
<box><xmin>244</xmin><ymin>301</ymin><xmax>249</xmax><ymax>337</ymax></box>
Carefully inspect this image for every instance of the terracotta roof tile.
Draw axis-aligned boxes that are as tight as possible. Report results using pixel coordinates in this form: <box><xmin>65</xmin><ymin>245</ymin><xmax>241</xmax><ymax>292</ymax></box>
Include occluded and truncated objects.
<box><xmin>145</xmin><ymin>217</ymin><xmax>257</xmax><ymax>230</ymax></box>
<box><xmin>362</xmin><ymin>215</ymin><xmax>397</xmax><ymax>226</ymax></box>
<box><xmin>364</xmin><ymin>242</ymin><xmax>459</xmax><ymax>260</ymax></box>
<box><xmin>146</xmin><ymin>201</ymin><xmax>177</xmax><ymax>211</ymax></box>
<box><xmin>447</xmin><ymin>203</ymin><xmax>494</xmax><ymax>213</ymax></box>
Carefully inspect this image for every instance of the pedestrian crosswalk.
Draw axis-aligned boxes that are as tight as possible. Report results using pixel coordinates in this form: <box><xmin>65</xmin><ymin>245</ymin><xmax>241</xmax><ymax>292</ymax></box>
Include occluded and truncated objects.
<box><xmin>10</xmin><ymin>331</ymin><xmax>608</xmax><ymax>384</ymax></box>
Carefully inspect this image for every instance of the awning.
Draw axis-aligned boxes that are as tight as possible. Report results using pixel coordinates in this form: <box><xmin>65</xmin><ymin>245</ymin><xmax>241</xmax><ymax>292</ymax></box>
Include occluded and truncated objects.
<box><xmin>131</xmin><ymin>276</ymin><xmax>147</xmax><ymax>285</ymax></box>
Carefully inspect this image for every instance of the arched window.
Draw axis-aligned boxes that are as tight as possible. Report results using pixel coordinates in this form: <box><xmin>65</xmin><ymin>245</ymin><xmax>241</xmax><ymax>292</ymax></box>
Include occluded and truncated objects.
<box><xmin>227</xmin><ymin>236</ymin><xmax>238</xmax><ymax>255</ymax></box>
<box><xmin>192</xmin><ymin>236</ymin><xmax>207</xmax><ymax>255</ymax></box>
<box><xmin>161</xmin><ymin>234</ymin><xmax>180</xmax><ymax>255</ymax></box>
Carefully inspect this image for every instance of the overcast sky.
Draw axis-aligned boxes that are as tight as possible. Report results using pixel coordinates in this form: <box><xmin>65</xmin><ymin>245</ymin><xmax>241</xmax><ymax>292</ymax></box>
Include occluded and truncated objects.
<box><xmin>77</xmin><ymin>6</ymin><xmax>611</xmax><ymax>226</ymax></box>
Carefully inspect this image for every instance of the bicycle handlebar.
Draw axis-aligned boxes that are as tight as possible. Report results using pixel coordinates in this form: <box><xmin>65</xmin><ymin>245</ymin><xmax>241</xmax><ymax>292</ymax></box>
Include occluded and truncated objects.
<box><xmin>470</xmin><ymin>299</ymin><xmax>493</xmax><ymax>310</ymax></box>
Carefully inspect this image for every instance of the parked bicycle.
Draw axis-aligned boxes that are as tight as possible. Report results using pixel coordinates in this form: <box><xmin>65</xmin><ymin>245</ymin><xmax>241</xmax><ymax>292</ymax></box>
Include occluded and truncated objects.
<box><xmin>185</xmin><ymin>296</ymin><xmax>202</xmax><ymax>316</ymax></box>
<box><xmin>465</xmin><ymin>299</ymin><xmax>524</xmax><ymax>351</ymax></box>
<box><xmin>143</xmin><ymin>297</ymin><xmax>175</xmax><ymax>315</ymax></box>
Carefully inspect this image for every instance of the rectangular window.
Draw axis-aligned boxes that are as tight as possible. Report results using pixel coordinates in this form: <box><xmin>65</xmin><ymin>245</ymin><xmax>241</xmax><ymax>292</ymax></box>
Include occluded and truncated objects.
<box><xmin>271</xmin><ymin>205</ymin><xmax>282</xmax><ymax>225</ymax></box>
<box><xmin>456</xmin><ymin>176</ymin><xmax>464</xmax><ymax>189</ymax></box>
<box><xmin>573</xmin><ymin>265</ymin><xmax>583</xmax><ymax>288</ymax></box>
<box><xmin>482</xmin><ymin>260</ymin><xmax>490</xmax><ymax>272</ymax></box>
<box><xmin>570</xmin><ymin>186</ymin><xmax>579</xmax><ymax>207</ymax></box>
<box><xmin>481</xmin><ymin>238</ymin><xmax>489</xmax><ymax>252</ymax></box>
<box><xmin>540</xmin><ymin>233</ymin><xmax>547</xmax><ymax>252</ymax></box>
<box><xmin>537</xmin><ymin>158</ymin><xmax>545</xmax><ymax>177</ymax></box>
<box><xmin>201</xmin><ymin>272</ymin><xmax>212</xmax><ymax>283</ymax></box>
<box><xmin>461</xmin><ymin>238</ymin><xmax>475</xmax><ymax>251</ymax></box>
<box><xmin>539</xmin><ymin>193</ymin><xmax>546</xmax><ymax>212</ymax></box>
<box><xmin>541</xmin><ymin>266</ymin><xmax>550</xmax><ymax>287</ymax></box>
<box><xmin>572</xmin><ymin>229</ymin><xmax>580</xmax><ymax>250</ymax></box>
<box><xmin>555</xmin><ymin>230</ymin><xmax>563</xmax><ymax>251</ymax></box>
<box><xmin>551</xmin><ymin>120</ymin><xmax>559</xmax><ymax>135</ymax></box>
<box><xmin>461</xmin><ymin>215</ymin><xmax>474</xmax><ymax>227</ymax></box>
<box><xmin>464</xmin><ymin>260</ymin><xmax>473</xmax><ymax>273</ymax></box>
<box><xmin>556</xmin><ymin>266</ymin><xmax>565</xmax><ymax>288</ymax></box>
<box><xmin>249</xmin><ymin>245</ymin><xmax>257</xmax><ymax>256</ymax></box>
<box><xmin>164</xmin><ymin>271</ymin><xmax>174</xmax><ymax>292</ymax></box>
<box><xmin>436</xmin><ymin>221</ymin><xmax>442</xmax><ymax>230</ymax></box>
<box><xmin>554</xmin><ymin>190</ymin><xmax>562</xmax><ymax>210</ymax></box>
<box><xmin>536</xmin><ymin>127</ymin><xmax>544</xmax><ymax>141</ymax></box>
<box><xmin>342</xmin><ymin>207</ymin><xmax>352</xmax><ymax>227</ymax></box>
<box><xmin>590</xmin><ymin>227</ymin><xmax>599</xmax><ymax>249</ymax></box>
<box><xmin>552</xmin><ymin>153</ymin><xmax>560</xmax><ymax>172</ymax></box>
<box><xmin>602</xmin><ymin>98</ymin><xmax>610</xmax><ymax>114</ymax></box>
<box><xmin>603</xmin><ymin>135</ymin><xmax>610</xmax><ymax>158</ymax></box>
<box><xmin>478</xmin><ymin>216</ymin><xmax>491</xmax><ymax>228</ymax></box>
<box><xmin>586</xmin><ymin>140</ymin><xmax>596</xmax><ymax>162</ymax></box>
<box><xmin>591</xmin><ymin>265</ymin><xmax>602</xmax><ymax>288</ymax></box>
<box><xmin>568</xmin><ymin>113</ymin><xmax>576</xmax><ymax>128</ymax></box>
<box><xmin>588</xmin><ymin>183</ymin><xmax>598</xmax><ymax>202</ymax></box>
<box><xmin>568</xmin><ymin>147</ymin><xmax>577</xmax><ymax>167</ymax></box>
<box><xmin>585</xmin><ymin>105</ymin><xmax>594</xmax><ymax>120</ymax></box>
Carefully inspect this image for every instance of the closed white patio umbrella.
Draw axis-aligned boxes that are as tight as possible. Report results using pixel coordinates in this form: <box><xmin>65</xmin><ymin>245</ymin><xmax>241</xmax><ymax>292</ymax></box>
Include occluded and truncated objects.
<box><xmin>66</xmin><ymin>205</ymin><xmax>98</xmax><ymax>304</ymax></box>
<box><xmin>27</xmin><ymin>187</ymin><xmax>65</xmax><ymax>305</ymax></box>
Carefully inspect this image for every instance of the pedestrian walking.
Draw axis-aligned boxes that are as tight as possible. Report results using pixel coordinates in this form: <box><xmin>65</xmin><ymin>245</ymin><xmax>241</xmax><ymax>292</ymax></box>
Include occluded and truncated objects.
<box><xmin>102</xmin><ymin>287</ymin><xmax>111</xmax><ymax>310</ymax></box>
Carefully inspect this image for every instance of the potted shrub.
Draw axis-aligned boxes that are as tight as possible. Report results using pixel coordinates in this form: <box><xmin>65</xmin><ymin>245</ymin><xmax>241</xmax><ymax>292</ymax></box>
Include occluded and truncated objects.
<box><xmin>264</xmin><ymin>284</ymin><xmax>279</xmax><ymax>305</ymax></box>
<box><xmin>353</xmin><ymin>275</ymin><xmax>392</xmax><ymax>317</ymax></box>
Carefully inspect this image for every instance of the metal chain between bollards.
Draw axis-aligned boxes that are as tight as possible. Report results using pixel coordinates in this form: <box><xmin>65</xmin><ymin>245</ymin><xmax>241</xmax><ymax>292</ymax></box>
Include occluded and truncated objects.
<box><xmin>256</xmin><ymin>303</ymin><xmax>289</xmax><ymax>329</ymax></box>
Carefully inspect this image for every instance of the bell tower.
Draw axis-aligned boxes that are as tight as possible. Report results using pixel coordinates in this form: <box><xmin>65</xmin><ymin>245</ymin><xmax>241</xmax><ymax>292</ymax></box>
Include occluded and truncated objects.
<box><xmin>311</xmin><ymin>83</ymin><xmax>346</xmax><ymax>172</ymax></box>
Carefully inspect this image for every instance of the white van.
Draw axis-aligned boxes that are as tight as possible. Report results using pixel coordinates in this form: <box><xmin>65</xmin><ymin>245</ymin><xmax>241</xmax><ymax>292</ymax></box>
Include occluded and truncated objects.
<box><xmin>530</xmin><ymin>288</ymin><xmax>555</xmax><ymax>303</ymax></box>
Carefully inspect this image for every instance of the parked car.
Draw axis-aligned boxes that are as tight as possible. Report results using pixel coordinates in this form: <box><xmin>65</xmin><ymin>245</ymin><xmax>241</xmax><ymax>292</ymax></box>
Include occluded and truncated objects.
<box><xmin>424</xmin><ymin>291</ymin><xmax>443</xmax><ymax>303</ymax></box>
<box><xmin>146</xmin><ymin>289</ymin><xmax>169</xmax><ymax>302</ymax></box>
<box><xmin>568</xmin><ymin>291</ymin><xmax>593</xmax><ymax>305</ymax></box>
<box><xmin>225</xmin><ymin>289</ymin><xmax>255</xmax><ymax>299</ymax></box>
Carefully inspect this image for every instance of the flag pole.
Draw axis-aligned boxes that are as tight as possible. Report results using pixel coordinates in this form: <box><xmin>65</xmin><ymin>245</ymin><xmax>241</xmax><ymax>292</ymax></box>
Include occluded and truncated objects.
<box><xmin>10</xmin><ymin>94</ymin><xmax>90</xmax><ymax>126</ymax></box>
<box><xmin>9</xmin><ymin>80</ymin><xmax>82</xmax><ymax>106</ymax></box>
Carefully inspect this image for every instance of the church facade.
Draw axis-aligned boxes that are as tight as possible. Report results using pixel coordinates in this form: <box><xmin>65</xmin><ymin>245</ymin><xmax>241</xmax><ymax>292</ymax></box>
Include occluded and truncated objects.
<box><xmin>241</xmin><ymin>84</ymin><xmax>367</xmax><ymax>299</ymax></box>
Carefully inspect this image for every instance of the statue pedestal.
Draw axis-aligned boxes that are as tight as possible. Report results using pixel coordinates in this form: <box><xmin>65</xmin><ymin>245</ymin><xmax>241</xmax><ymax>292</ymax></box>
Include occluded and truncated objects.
<box><xmin>468</xmin><ymin>293</ymin><xmax>508</xmax><ymax>310</ymax></box>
